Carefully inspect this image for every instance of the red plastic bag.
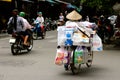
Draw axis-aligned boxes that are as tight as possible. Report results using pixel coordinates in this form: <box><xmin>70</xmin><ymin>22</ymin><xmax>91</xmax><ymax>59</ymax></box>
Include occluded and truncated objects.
<box><xmin>41</xmin><ymin>25</ymin><xmax>44</xmax><ymax>32</ymax></box>
<box><xmin>55</xmin><ymin>48</ymin><xmax>64</xmax><ymax>65</ymax></box>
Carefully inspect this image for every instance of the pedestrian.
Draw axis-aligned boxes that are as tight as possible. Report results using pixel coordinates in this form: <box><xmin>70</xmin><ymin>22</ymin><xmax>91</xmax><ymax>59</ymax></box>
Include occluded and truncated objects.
<box><xmin>59</xmin><ymin>12</ymin><xmax>64</xmax><ymax>22</ymax></box>
<box><xmin>57</xmin><ymin>12</ymin><xmax>65</xmax><ymax>26</ymax></box>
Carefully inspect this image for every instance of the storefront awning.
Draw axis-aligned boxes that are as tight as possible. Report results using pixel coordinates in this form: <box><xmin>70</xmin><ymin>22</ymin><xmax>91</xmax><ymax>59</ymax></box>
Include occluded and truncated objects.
<box><xmin>46</xmin><ymin>0</ymin><xmax>57</xmax><ymax>4</ymax></box>
<box><xmin>67</xmin><ymin>4</ymin><xmax>81</xmax><ymax>12</ymax></box>
<box><xmin>55</xmin><ymin>0</ymin><xmax>70</xmax><ymax>4</ymax></box>
<box><xmin>1</xmin><ymin>0</ymin><xmax>12</xmax><ymax>2</ymax></box>
<box><xmin>22</xmin><ymin>0</ymin><xmax>34</xmax><ymax>3</ymax></box>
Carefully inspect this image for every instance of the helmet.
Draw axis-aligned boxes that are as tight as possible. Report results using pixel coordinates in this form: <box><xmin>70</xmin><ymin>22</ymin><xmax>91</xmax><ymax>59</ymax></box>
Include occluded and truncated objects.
<box><xmin>12</xmin><ymin>9</ymin><xmax>18</xmax><ymax>13</ymax></box>
<box><xmin>19</xmin><ymin>12</ymin><xmax>25</xmax><ymax>17</ymax></box>
<box><xmin>37</xmin><ymin>12</ymin><xmax>42</xmax><ymax>15</ymax></box>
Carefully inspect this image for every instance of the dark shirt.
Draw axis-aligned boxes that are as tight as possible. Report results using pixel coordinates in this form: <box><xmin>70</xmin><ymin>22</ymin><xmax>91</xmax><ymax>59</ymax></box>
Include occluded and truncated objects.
<box><xmin>116</xmin><ymin>15</ymin><xmax>120</xmax><ymax>28</ymax></box>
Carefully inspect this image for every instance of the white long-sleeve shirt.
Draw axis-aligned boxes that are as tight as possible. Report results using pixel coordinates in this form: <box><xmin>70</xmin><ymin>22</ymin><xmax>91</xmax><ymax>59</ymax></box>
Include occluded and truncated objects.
<box><xmin>36</xmin><ymin>16</ymin><xmax>44</xmax><ymax>23</ymax></box>
<box><xmin>21</xmin><ymin>17</ymin><xmax>32</xmax><ymax>31</ymax></box>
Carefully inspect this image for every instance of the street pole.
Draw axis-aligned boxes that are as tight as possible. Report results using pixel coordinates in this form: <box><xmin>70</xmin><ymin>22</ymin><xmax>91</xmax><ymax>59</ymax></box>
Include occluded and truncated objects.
<box><xmin>14</xmin><ymin>0</ymin><xmax>18</xmax><ymax>8</ymax></box>
<box><xmin>11</xmin><ymin>0</ymin><xmax>18</xmax><ymax>9</ymax></box>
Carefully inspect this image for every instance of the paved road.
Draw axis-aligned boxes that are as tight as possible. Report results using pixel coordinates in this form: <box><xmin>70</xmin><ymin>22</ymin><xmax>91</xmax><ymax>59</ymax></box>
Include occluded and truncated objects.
<box><xmin>0</xmin><ymin>30</ymin><xmax>120</xmax><ymax>80</ymax></box>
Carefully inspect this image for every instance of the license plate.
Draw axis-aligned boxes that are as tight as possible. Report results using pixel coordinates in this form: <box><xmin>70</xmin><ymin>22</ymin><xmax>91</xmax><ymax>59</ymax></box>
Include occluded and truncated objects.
<box><xmin>9</xmin><ymin>38</ymin><xmax>16</xmax><ymax>43</ymax></box>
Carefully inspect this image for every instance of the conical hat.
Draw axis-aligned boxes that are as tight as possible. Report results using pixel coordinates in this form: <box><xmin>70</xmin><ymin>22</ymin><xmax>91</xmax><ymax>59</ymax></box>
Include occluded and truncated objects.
<box><xmin>66</xmin><ymin>10</ymin><xmax>82</xmax><ymax>20</ymax></box>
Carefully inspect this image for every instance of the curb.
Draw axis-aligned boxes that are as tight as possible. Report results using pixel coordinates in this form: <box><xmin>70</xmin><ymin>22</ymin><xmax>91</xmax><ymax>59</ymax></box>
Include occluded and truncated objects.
<box><xmin>103</xmin><ymin>44</ymin><xmax>120</xmax><ymax>50</ymax></box>
<box><xmin>0</xmin><ymin>33</ymin><xmax>9</xmax><ymax>39</ymax></box>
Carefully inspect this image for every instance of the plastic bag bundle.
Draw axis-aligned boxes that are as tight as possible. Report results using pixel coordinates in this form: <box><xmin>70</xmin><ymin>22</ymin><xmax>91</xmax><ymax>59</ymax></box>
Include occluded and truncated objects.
<box><xmin>55</xmin><ymin>47</ymin><xmax>69</xmax><ymax>65</ymax></box>
<box><xmin>57</xmin><ymin>27</ymin><xmax>66</xmax><ymax>45</ymax></box>
<box><xmin>55</xmin><ymin>48</ymin><xmax>64</xmax><ymax>65</ymax></box>
<box><xmin>74</xmin><ymin>46</ymin><xmax>84</xmax><ymax>63</ymax></box>
<box><xmin>92</xmin><ymin>34</ymin><xmax>103</xmax><ymax>51</ymax></box>
<box><xmin>64</xmin><ymin>28</ymin><xmax>74</xmax><ymax>46</ymax></box>
<box><xmin>72</xmin><ymin>32</ymin><xmax>89</xmax><ymax>44</ymax></box>
<box><xmin>63</xmin><ymin>50</ymin><xmax>69</xmax><ymax>64</ymax></box>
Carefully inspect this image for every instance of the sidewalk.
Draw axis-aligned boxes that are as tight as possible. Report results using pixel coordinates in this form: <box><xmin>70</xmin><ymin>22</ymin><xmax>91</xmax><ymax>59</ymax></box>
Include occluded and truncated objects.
<box><xmin>0</xmin><ymin>32</ymin><xmax>9</xmax><ymax>39</ymax></box>
<box><xmin>103</xmin><ymin>43</ymin><xmax>120</xmax><ymax>50</ymax></box>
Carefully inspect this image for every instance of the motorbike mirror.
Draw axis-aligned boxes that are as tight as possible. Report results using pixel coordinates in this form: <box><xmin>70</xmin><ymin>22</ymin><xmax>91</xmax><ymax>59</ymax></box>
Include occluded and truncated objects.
<box><xmin>32</xmin><ymin>18</ymin><xmax>35</xmax><ymax>21</ymax></box>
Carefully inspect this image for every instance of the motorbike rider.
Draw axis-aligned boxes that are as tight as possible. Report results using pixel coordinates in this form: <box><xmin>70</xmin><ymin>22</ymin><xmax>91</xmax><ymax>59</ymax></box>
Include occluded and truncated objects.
<box><xmin>64</xmin><ymin>10</ymin><xmax>97</xmax><ymax>70</ymax></box>
<box><xmin>7</xmin><ymin>9</ymin><xmax>32</xmax><ymax>46</ymax></box>
<box><xmin>35</xmin><ymin>12</ymin><xmax>44</xmax><ymax>32</ymax></box>
<box><xmin>7</xmin><ymin>9</ymin><xmax>24</xmax><ymax>33</ymax></box>
<box><xmin>63</xmin><ymin>10</ymin><xmax>83</xmax><ymax>70</ymax></box>
<box><xmin>19</xmin><ymin>11</ymin><xmax>33</xmax><ymax>46</ymax></box>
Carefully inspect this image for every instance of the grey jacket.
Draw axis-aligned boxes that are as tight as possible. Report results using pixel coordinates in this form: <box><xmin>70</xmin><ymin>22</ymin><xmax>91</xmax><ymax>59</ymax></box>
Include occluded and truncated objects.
<box><xmin>7</xmin><ymin>15</ymin><xmax>24</xmax><ymax>32</ymax></box>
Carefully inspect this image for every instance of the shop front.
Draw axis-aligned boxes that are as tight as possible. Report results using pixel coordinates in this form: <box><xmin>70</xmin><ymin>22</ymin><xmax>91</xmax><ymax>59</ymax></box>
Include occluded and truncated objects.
<box><xmin>0</xmin><ymin>0</ymin><xmax>12</xmax><ymax>32</ymax></box>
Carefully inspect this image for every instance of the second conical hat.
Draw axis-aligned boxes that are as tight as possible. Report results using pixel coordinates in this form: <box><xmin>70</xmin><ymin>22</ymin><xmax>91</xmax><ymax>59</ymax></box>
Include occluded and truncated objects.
<box><xmin>66</xmin><ymin>10</ymin><xmax>82</xmax><ymax>20</ymax></box>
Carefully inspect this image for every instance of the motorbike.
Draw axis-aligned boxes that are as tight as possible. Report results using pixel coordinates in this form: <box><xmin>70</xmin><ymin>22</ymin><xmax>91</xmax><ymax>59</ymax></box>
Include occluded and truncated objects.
<box><xmin>32</xmin><ymin>19</ymin><xmax>46</xmax><ymax>40</ymax></box>
<box><xmin>9</xmin><ymin>31</ymin><xmax>33</xmax><ymax>55</ymax></box>
<box><xmin>45</xmin><ymin>21</ymin><xmax>51</xmax><ymax>31</ymax></box>
<box><xmin>113</xmin><ymin>27</ymin><xmax>120</xmax><ymax>45</ymax></box>
<box><xmin>51</xmin><ymin>20</ymin><xmax>57</xmax><ymax>30</ymax></box>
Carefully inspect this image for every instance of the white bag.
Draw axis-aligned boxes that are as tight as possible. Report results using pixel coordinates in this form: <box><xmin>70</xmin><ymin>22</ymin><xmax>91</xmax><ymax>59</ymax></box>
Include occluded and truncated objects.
<box><xmin>72</xmin><ymin>32</ymin><xmax>89</xmax><ymax>43</ymax></box>
<box><xmin>92</xmin><ymin>34</ymin><xmax>103</xmax><ymax>51</ymax></box>
<box><xmin>57</xmin><ymin>27</ymin><xmax>66</xmax><ymax>45</ymax></box>
<box><xmin>64</xmin><ymin>28</ymin><xmax>74</xmax><ymax>45</ymax></box>
<box><xmin>54</xmin><ymin>47</ymin><xmax>69</xmax><ymax>65</ymax></box>
<box><xmin>54</xmin><ymin>47</ymin><xmax>64</xmax><ymax>65</ymax></box>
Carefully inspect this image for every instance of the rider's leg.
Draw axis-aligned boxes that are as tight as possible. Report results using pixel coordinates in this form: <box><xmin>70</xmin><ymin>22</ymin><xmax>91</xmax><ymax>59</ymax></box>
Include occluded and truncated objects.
<box><xmin>23</xmin><ymin>35</ymin><xmax>29</xmax><ymax>46</ymax></box>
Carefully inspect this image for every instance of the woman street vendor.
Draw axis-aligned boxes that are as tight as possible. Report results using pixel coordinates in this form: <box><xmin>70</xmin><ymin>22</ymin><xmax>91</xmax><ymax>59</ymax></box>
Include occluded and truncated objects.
<box><xmin>65</xmin><ymin>10</ymin><xmax>95</xmax><ymax>39</ymax></box>
<box><xmin>65</xmin><ymin>10</ymin><xmax>102</xmax><ymax>51</ymax></box>
<box><xmin>55</xmin><ymin>10</ymin><xmax>103</xmax><ymax>71</ymax></box>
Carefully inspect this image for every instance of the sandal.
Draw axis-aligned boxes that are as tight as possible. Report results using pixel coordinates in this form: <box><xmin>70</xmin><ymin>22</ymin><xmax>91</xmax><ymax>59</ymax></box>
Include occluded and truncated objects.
<box><xmin>23</xmin><ymin>43</ymin><xmax>30</xmax><ymax>46</ymax></box>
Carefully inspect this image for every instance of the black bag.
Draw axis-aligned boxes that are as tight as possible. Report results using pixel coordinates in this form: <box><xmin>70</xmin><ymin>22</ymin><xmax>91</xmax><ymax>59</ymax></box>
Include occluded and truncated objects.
<box><xmin>26</xmin><ymin>29</ymin><xmax>33</xmax><ymax>35</ymax></box>
<box><xmin>7</xmin><ymin>24</ymin><xmax>13</xmax><ymax>34</ymax></box>
<box><xmin>7</xmin><ymin>18</ymin><xmax>14</xmax><ymax>34</ymax></box>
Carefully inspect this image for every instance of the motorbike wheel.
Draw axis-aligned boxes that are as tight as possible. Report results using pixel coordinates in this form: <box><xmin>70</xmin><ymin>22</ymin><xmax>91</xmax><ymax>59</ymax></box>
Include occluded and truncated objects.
<box><xmin>70</xmin><ymin>50</ymin><xmax>81</xmax><ymax>75</ymax></box>
<box><xmin>11</xmin><ymin>44</ymin><xmax>21</xmax><ymax>55</ymax></box>
<box><xmin>70</xmin><ymin>63</ymin><xmax>81</xmax><ymax>75</ymax></box>
<box><xmin>33</xmin><ymin>32</ymin><xmax>38</xmax><ymax>40</ymax></box>
<box><xmin>27</xmin><ymin>38</ymin><xmax>33</xmax><ymax>52</ymax></box>
<box><xmin>41</xmin><ymin>31</ymin><xmax>46</xmax><ymax>39</ymax></box>
<box><xmin>86</xmin><ymin>51</ymin><xmax>93</xmax><ymax>67</ymax></box>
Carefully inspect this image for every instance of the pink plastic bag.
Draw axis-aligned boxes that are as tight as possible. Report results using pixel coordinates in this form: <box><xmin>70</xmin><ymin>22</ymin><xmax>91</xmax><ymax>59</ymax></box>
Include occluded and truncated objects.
<box><xmin>93</xmin><ymin>34</ymin><xmax>103</xmax><ymax>51</ymax></box>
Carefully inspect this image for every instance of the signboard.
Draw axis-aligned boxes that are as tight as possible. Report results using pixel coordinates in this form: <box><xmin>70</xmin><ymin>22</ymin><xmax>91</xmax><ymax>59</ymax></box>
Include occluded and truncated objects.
<box><xmin>1</xmin><ymin>0</ymin><xmax>12</xmax><ymax>2</ymax></box>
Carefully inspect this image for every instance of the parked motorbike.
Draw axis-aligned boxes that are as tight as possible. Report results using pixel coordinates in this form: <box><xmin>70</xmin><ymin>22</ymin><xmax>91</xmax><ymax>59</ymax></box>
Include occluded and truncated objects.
<box><xmin>113</xmin><ymin>28</ymin><xmax>120</xmax><ymax>45</ymax></box>
<box><xmin>51</xmin><ymin>20</ymin><xmax>57</xmax><ymax>30</ymax></box>
<box><xmin>32</xmin><ymin>19</ymin><xmax>46</xmax><ymax>39</ymax></box>
<box><xmin>45</xmin><ymin>21</ymin><xmax>51</xmax><ymax>31</ymax></box>
<box><xmin>9</xmin><ymin>31</ymin><xmax>33</xmax><ymax>55</ymax></box>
